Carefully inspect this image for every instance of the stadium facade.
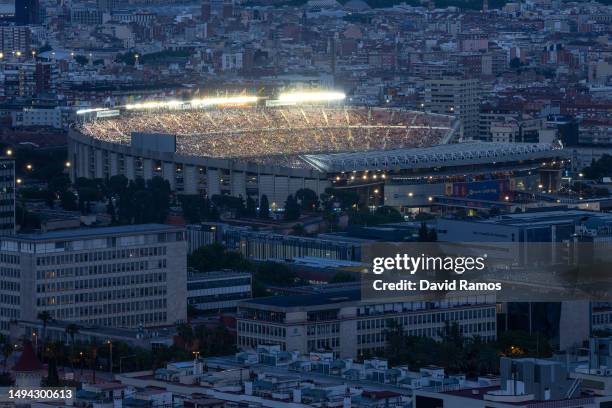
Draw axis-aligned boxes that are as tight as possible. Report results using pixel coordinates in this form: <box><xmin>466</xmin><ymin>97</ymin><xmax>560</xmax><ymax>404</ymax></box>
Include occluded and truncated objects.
<box><xmin>68</xmin><ymin>128</ymin><xmax>330</xmax><ymax>208</ymax></box>
<box><xmin>68</xmin><ymin>106</ymin><xmax>568</xmax><ymax>209</ymax></box>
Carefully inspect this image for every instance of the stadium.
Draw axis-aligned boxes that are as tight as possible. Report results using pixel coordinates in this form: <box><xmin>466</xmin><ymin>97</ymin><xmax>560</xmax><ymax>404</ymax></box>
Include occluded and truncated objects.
<box><xmin>68</xmin><ymin>99</ymin><xmax>568</xmax><ymax>210</ymax></box>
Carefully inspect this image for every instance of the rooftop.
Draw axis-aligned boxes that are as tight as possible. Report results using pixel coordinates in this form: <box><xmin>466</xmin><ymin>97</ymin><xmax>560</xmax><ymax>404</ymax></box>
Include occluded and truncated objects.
<box><xmin>13</xmin><ymin>341</ymin><xmax>43</xmax><ymax>372</ymax></box>
<box><xmin>240</xmin><ymin>289</ymin><xmax>360</xmax><ymax>309</ymax></box>
<box><xmin>449</xmin><ymin>209</ymin><xmax>612</xmax><ymax>227</ymax></box>
<box><xmin>5</xmin><ymin>224</ymin><xmax>183</xmax><ymax>241</ymax></box>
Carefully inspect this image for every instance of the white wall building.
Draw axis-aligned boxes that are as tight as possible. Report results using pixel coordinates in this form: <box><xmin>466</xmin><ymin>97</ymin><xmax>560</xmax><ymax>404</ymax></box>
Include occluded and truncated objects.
<box><xmin>0</xmin><ymin>224</ymin><xmax>188</xmax><ymax>333</ymax></box>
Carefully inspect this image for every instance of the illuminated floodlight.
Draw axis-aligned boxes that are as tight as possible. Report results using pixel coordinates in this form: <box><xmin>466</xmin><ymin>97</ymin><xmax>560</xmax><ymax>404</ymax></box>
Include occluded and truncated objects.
<box><xmin>277</xmin><ymin>91</ymin><xmax>346</xmax><ymax>104</ymax></box>
<box><xmin>125</xmin><ymin>100</ymin><xmax>183</xmax><ymax>110</ymax></box>
<box><xmin>190</xmin><ymin>95</ymin><xmax>258</xmax><ymax>107</ymax></box>
<box><xmin>124</xmin><ymin>96</ymin><xmax>258</xmax><ymax>111</ymax></box>
<box><xmin>76</xmin><ymin>108</ymin><xmax>108</xmax><ymax>115</ymax></box>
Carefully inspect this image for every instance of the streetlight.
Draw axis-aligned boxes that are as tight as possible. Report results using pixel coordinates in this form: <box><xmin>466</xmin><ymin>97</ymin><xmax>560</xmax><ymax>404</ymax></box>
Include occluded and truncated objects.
<box><xmin>26</xmin><ymin>163</ymin><xmax>33</xmax><ymax>171</ymax></box>
<box><xmin>16</xmin><ymin>178</ymin><xmax>22</xmax><ymax>185</ymax></box>
<box><xmin>107</xmin><ymin>340</ymin><xmax>113</xmax><ymax>374</ymax></box>
<box><xmin>0</xmin><ymin>52</ymin><xmax>3</xmax><ymax>59</ymax></box>
<box><xmin>65</xmin><ymin>161</ymin><xmax>71</xmax><ymax>168</ymax></box>
<box><xmin>79</xmin><ymin>351</ymin><xmax>84</xmax><ymax>376</ymax></box>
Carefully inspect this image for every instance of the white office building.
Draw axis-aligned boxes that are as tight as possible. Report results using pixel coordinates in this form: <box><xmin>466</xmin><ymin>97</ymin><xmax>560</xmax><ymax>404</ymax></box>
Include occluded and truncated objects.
<box><xmin>0</xmin><ymin>224</ymin><xmax>187</xmax><ymax>333</ymax></box>
<box><xmin>237</xmin><ymin>289</ymin><xmax>496</xmax><ymax>359</ymax></box>
<box><xmin>187</xmin><ymin>271</ymin><xmax>251</xmax><ymax>312</ymax></box>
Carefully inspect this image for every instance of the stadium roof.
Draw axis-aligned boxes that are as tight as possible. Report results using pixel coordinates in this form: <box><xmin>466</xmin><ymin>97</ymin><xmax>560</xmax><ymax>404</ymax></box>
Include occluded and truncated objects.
<box><xmin>301</xmin><ymin>142</ymin><xmax>567</xmax><ymax>172</ymax></box>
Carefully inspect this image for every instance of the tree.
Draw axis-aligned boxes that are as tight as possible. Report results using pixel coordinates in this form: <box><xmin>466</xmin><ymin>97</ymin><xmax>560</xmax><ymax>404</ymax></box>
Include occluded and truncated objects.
<box><xmin>349</xmin><ymin>206</ymin><xmax>402</xmax><ymax>226</ymax></box>
<box><xmin>147</xmin><ymin>177</ymin><xmax>172</xmax><ymax>223</ymax></box>
<box><xmin>245</xmin><ymin>196</ymin><xmax>257</xmax><ymax>218</ymax></box>
<box><xmin>107</xmin><ymin>200</ymin><xmax>117</xmax><ymax>223</ymax></box>
<box><xmin>324</xmin><ymin>211</ymin><xmax>340</xmax><ymax>232</ymax></box>
<box><xmin>295</xmin><ymin>188</ymin><xmax>319</xmax><ymax>211</ymax></box>
<box><xmin>89</xmin><ymin>341</ymin><xmax>98</xmax><ymax>383</ymax></box>
<box><xmin>211</xmin><ymin>195</ymin><xmax>246</xmax><ymax>218</ymax></box>
<box><xmin>37</xmin><ymin>311</ymin><xmax>52</xmax><ymax>361</ymax></box>
<box><xmin>259</xmin><ymin>195</ymin><xmax>270</xmax><ymax>219</ymax></box>
<box><xmin>323</xmin><ymin>188</ymin><xmax>359</xmax><ymax>210</ymax></box>
<box><xmin>418</xmin><ymin>222</ymin><xmax>429</xmax><ymax>242</ymax></box>
<box><xmin>583</xmin><ymin>154</ymin><xmax>612</xmax><ymax>180</ymax></box>
<box><xmin>428</xmin><ymin>227</ymin><xmax>437</xmax><ymax>242</ymax></box>
<box><xmin>45</xmin><ymin>353</ymin><xmax>60</xmax><ymax>386</ymax></box>
<box><xmin>195</xmin><ymin>325</ymin><xmax>237</xmax><ymax>357</ymax></box>
<box><xmin>108</xmin><ymin>175</ymin><xmax>129</xmax><ymax>197</ymax></box>
<box><xmin>114</xmin><ymin>176</ymin><xmax>171</xmax><ymax>224</ymax></box>
<box><xmin>254</xmin><ymin>262</ymin><xmax>303</xmax><ymax>286</ymax></box>
<box><xmin>179</xmin><ymin>195</ymin><xmax>203</xmax><ymax>223</ymax></box>
<box><xmin>176</xmin><ymin>323</ymin><xmax>194</xmax><ymax>348</ymax></box>
<box><xmin>65</xmin><ymin>324</ymin><xmax>80</xmax><ymax>372</ymax></box>
<box><xmin>188</xmin><ymin>243</ymin><xmax>252</xmax><ymax>272</ymax></box>
<box><xmin>291</xmin><ymin>223</ymin><xmax>305</xmax><ymax>235</ymax></box>
<box><xmin>284</xmin><ymin>194</ymin><xmax>300</xmax><ymax>221</ymax></box>
<box><xmin>0</xmin><ymin>372</ymin><xmax>13</xmax><ymax>386</ymax></box>
<box><xmin>60</xmin><ymin>190</ymin><xmax>78</xmax><ymax>211</ymax></box>
<box><xmin>0</xmin><ymin>336</ymin><xmax>12</xmax><ymax>369</ymax></box>
<box><xmin>418</xmin><ymin>222</ymin><xmax>437</xmax><ymax>242</ymax></box>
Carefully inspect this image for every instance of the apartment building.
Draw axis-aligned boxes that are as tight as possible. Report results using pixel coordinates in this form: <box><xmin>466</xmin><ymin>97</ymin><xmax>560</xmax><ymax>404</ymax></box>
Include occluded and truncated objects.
<box><xmin>425</xmin><ymin>77</ymin><xmax>481</xmax><ymax>140</ymax></box>
<box><xmin>0</xmin><ymin>224</ymin><xmax>187</xmax><ymax>333</ymax></box>
<box><xmin>0</xmin><ymin>26</ymin><xmax>31</xmax><ymax>55</ymax></box>
<box><xmin>0</xmin><ymin>158</ymin><xmax>14</xmax><ymax>236</ymax></box>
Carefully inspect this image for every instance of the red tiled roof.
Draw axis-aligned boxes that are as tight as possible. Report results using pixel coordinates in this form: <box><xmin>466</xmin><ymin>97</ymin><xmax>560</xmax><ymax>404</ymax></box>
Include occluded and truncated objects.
<box><xmin>13</xmin><ymin>341</ymin><xmax>44</xmax><ymax>372</ymax></box>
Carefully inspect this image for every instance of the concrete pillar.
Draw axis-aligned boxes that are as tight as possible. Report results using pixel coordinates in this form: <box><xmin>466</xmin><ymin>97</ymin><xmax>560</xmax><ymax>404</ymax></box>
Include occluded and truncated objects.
<box><xmin>273</xmin><ymin>176</ymin><xmax>289</xmax><ymax>208</ymax></box>
<box><xmin>258</xmin><ymin>175</ymin><xmax>274</xmax><ymax>203</ymax></box>
<box><xmin>143</xmin><ymin>159</ymin><xmax>153</xmax><ymax>181</ymax></box>
<box><xmin>183</xmin><ymin>165</ymin><xmax>197</xmax><ymax>195</ymax></box>
<box><xmin>289</xmin><ymin>177</ymin><xmax>304</xmax><ymax>196</ymax></box>
<box><xmin>109</xmin><ymin>153</ymin><xmax>119</xmax><ymax>177</ymax></box>
<box><xmin>94</xmin><ymin>149</ymin><xmax>104</xmax><ymax>179</ymax></box>
<box><xmin>80</xmin><ymin>144</ymin><xmax>89</xmax><ymax>178</ymax></box>
<box><xmin>162</xmin><ymin>162</ymin><xmax>175</xmax><ymax>190</ymax></box>
<box><xmin>125</xmin><ymin>156</ymin><xmax>135</xmax><ymax>180</ymax></box>
<box><xmin>207</xmin><ymin>169</ymin><xmax>220</xmax><ymax>196</ymax></box>
<box><xmin>231</xmin><ymin>171</ymin><xmax>246</xmax><ymax>197</ymax></box>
